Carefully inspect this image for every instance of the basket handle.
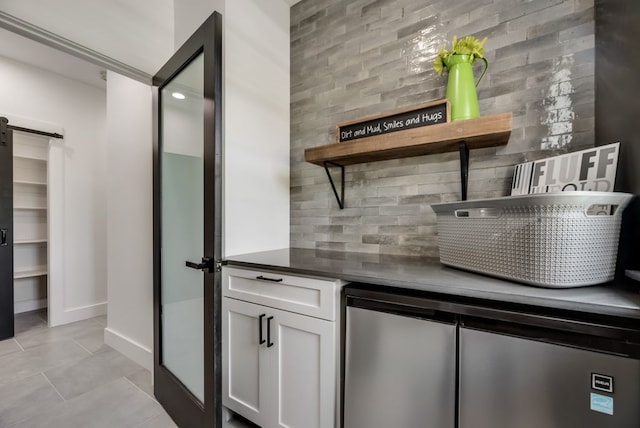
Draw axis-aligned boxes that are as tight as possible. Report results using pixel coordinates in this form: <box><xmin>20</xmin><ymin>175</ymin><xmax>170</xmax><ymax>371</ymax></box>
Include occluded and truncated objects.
<box><xmin>455</xmin><ymin>208</ymin><xmax>500</xmax><ymax>218</ymax></box>
<box><xmin>585</xmin><ymin>204</ymin><xmax>619</xmax><ymax>217</ymax></box>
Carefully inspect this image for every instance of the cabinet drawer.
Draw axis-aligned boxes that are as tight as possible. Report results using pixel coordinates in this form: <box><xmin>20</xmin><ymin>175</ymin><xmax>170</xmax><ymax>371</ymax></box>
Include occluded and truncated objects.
<box><xmin>222</xmin><ymin>267</ymin><xmax>340</xmax><ymax>321</ymax></box>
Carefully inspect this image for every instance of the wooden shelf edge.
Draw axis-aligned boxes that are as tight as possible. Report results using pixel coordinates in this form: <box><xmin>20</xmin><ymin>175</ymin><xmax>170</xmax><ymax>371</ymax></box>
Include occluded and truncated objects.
<box><xmin>305</xmin><ymin>112</ymin><xmax>512</xmax><ymax>166</ymax></box>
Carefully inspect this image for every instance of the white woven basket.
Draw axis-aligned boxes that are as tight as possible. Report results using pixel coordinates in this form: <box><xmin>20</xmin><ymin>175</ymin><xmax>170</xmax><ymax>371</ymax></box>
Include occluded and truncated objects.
<box><xmin>431</xmin><ymin>192</ymin><xmax>633</xmax><ymax>288</ymax></box>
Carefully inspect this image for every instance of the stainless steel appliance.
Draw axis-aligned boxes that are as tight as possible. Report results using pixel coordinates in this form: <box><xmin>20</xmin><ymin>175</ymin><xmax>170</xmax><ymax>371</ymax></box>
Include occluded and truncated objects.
<box><xmin>459</xmin><ymin>323</ymin><xmax>640</xmax><ymax>427</ymax></box>
<box><xmin>344</xmin><ymin>297</ymin><xmax>457</xmax><ymax>428</ymax></box>
<box><xmin>344</xmin><ymin>285</ymin><xmax>640</xmax><ymax>428</ymax></box>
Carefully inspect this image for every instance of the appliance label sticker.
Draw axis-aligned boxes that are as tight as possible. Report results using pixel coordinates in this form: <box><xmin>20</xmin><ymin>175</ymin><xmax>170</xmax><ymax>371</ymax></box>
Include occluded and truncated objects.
<box><xmin>590</xmin><ymin>393</ymin><xmax>614</xmax><ymax>415</ymax></box>
<box><xmin>591</xmin><ymin>373</ymin><xmax>614</xmax><ymax>393</ymax></box>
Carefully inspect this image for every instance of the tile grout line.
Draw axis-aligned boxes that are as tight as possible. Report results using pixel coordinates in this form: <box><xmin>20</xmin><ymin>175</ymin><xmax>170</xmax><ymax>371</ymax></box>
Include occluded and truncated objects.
<box><xmin>41</xmin><ymin>372</ymin><xmax>67</xmax><ymax>402</ymax></box>
<box><xmin>2</xmin><ymin>372</ymin><xmax>67</xmax><ymax>428</ymax></box>
<box><xmin>122</xmin><ymin>375</ymin><xmax>161</xmax><ymax>405</ymax></box>
<box><xmin>0</xmin><ymin>340</ymin><xmax>25</xmax><ymax>363</ymax></box>
<box><xmin>71</xmin><ymin>338</ymin><xmax>94</xmax><ymax>355</ymax></box>
<box><xmin>133</xmin><ymin>413</ymin><xmax>162</xmax><ymax>428</ymax></box>
<box><xmin>122</xmin><ymin>376</ymin><xmax>172</xmax><ymax>427</ymax></box>
<box><xmin>13</xmin><ymin>338</ymin><xmax>25</xmax><ymax>352</ymax></box>
<box><xmin>89</xmin><ymin>315</ymin><xmax>107</xmax><ymax>327</ymax></box>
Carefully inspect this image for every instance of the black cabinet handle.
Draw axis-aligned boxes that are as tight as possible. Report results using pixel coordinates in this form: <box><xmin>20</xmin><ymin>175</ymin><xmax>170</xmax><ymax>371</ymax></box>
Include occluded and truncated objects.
<box><xmin>0</xmin><ymin>229</ymin><xmax>6</xmax><ymax>246</ymax></box>
<box><xmin>256</xmin><ymin>275</ymin><xmax>283</xmax><ymax>283</ymax></box>
<box><xmin>267</xmin><ymin>316</ymin><xmax>274</xmax><ymax>347</ymax></box>
<box><xmin>258</xmin><ymin>314</ymin><xmax>266</xmax><ymax>345</ymax></box>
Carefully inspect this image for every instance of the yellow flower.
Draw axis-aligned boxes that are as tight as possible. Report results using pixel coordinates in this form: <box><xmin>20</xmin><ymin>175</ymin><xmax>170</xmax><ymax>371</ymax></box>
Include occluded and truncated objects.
<box><xmin>433</xmin><ymin>46</ymin><xmax>450</xmax><ymax>75</ymax></box>
<box><xmin>433</xmin><ymin>35</ymin><xmax>488</xmax><ymax>75</ymax></box>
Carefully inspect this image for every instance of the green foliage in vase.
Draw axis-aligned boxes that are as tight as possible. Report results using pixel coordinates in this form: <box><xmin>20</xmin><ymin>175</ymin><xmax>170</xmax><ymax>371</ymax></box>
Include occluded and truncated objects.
<box><xmin>433</xmin><ymin>35</ymin><xmax>488</xmax><ymax>75</ymax></box>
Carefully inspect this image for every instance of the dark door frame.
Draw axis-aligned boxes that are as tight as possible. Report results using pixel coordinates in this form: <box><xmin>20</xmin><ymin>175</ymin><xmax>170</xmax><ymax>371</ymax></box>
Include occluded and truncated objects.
<box><xmin>152</xmin><ymin>12</ymin><xmax>223</xmax><ymax>428</ymax></box>
<box><xmin>0</xmin><ymin>117</ymin><xmax>14</xmax><ymax>341</ymax></box>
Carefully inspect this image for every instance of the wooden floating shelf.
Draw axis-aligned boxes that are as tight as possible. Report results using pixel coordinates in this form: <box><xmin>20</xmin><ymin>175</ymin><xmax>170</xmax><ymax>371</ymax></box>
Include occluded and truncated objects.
<box><xmin>305</xmin><ymin>112</ymin><xmax>512</xmax><ymax>166</ymax></box>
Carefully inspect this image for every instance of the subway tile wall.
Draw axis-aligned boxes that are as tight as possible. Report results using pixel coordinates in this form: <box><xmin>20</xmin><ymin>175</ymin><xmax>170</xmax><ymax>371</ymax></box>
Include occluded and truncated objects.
<box><xmin>290</xmin><ymin>0</ymin><xmax>595</xmax><ymax>257</ymax></box>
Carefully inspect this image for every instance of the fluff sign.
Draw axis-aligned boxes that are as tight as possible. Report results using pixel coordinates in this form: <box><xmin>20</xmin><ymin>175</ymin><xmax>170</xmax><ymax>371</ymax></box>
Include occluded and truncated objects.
<box><xmin>511</xmin><ymin>142</ymin><xmax>620</xmax><ymax>195</ymax></box>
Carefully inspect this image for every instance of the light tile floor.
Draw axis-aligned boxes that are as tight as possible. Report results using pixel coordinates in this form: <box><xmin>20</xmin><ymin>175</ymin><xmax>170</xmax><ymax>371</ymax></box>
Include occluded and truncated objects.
<box><xmin>0</xmin><ymin>310</ymin><xmax>255</xmax><ymax>428</ymax></box>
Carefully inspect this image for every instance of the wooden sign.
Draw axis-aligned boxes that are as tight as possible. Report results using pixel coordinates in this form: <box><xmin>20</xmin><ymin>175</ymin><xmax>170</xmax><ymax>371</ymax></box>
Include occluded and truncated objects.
<box><xmin>337</xmin><ymin>99</ymin><xmax>449</xmax><ymax>143</ymax></box>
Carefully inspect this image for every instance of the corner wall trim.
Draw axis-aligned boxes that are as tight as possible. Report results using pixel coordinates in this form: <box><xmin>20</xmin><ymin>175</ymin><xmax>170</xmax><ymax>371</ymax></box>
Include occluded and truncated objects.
<box><xmin>104</xmin><ymin>327</ymin><xmax>153</xmax><ymax>372</ymax></box>
<box><xmin>0</xmin><ymin>11</ymin><xmax>152</xmax><ymax>84</ymax></box>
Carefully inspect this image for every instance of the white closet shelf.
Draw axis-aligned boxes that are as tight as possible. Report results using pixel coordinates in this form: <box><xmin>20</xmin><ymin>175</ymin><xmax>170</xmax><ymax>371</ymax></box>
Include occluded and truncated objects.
<box><xmin>13</xmin><ymin>155</ymin><xmax>47</xmax><ymax>162</ymax></box>
<box><xmin>13</xmin><ymin>179</ymin><xmax>47</xmax><ymax>186</ymax></box>
<box><xmin>14</xmin><ymin>267</ymin><xmax>47</xmax><ymax>279</ymax></box>
<box><xmin>14</xmin><ymin>239</ymin><xmax>47</xmax><ymax>245</ymax></box>
<box><xmin>13</xmin><ymin>206</ymin><xmax>47</xmax><ymax>211</ymax></box>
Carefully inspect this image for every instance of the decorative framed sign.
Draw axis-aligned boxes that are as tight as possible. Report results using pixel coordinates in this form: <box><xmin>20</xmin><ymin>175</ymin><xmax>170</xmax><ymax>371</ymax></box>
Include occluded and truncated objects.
<box><xmin>337</xmin><ymin>99</ymin><xmax>450</xmax><ymax>143</ymax></box>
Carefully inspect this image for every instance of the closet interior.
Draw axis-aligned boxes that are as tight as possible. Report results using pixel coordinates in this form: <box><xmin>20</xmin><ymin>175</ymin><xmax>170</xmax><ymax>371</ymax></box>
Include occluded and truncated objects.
<box><xmin>12</xmin><ymin>130</ymin><xmax>49</xmax><ymax>314</ymax></box>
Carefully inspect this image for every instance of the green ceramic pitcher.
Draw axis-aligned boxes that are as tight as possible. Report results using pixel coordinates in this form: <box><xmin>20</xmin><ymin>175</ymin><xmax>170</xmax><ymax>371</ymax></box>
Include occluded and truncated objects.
<box><xmin>444</xmin><ymin>54</ymin><xmax>489</xmax><ymax>121</ymax></box>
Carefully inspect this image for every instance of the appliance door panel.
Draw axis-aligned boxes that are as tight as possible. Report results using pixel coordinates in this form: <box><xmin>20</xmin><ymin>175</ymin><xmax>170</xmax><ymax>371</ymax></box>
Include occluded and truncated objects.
<box><xmin>459</xmin><ymin>327</ymin><xmax>640</xmax><ymax>428</ymax></box>
<box><xmin>344</xmin><ymin>306</ymin><xmax>456</xmax><ymax>428</ymax></box>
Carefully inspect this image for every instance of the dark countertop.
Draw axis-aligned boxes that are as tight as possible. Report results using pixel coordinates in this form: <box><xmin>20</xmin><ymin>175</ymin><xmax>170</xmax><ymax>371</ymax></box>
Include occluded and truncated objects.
<box><xmin>224</xmin><ymin>247</ymin><xmax>640</xmax><ymax>320</ymax></box>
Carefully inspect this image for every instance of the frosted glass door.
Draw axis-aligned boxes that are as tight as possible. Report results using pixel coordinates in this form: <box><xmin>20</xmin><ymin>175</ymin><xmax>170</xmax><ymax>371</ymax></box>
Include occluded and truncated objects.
<box><xmin>153</xmin><ymin>13</ymin><xmax>221</xmax><ymax>427</ymax></box>
<box><xmin>160</xmin><ymin>53</ymin><xmax>205</xmax><ymax>402</ymax></box>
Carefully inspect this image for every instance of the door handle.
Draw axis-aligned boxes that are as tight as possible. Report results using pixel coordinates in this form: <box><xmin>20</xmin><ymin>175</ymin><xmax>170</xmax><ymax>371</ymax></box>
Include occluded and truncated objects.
<box><xmin>0</xmin><ymin>229</ymin><xmax>7</xmax><ymax>246</ymax></box>
<box><xmin>259</xmin><ymin>314</ymin><xmax>266</xmax><ymax>345</ymax></box>
<box><xmin>267</xmin><ymin>316</ymin><xmax>274</xmax><ymax>348</ymax></box>
<box><xmin>185</xmin><ymin>257</ymin><xmax>212</xmax><ymax>272</ymax></box>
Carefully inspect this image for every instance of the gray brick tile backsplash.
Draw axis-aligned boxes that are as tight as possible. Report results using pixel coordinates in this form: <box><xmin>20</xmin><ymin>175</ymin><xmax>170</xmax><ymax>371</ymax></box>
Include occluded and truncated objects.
<box><xmin>291</xmin><ymin>0</ymin><xmax>595</xmax><ymax>257</ymax></box>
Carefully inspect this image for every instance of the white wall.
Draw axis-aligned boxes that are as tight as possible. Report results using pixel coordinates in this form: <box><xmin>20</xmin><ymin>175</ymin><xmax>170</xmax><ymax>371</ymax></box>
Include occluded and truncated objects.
<box><xmin>0</xmin><ymin>0</ymin><xmax>290</xmax><ymax>369</ymax></box>
<box><xmin>174</xmin><ymin>0</ymin><xmax>291</xmax><ymax>257</ymax></box>
<box><xmin>0</xmin><ymin>54</ymin><xmax>108</xmax><ymax>326</ymax></box>
<box><xmin>0</xmin><ymin>0</ymin><xmax>174</xmax><ymax>75</ymax></box>
<box><xmin>102</xmin><ymin>0</ymin><xmax>291</xmax><ymax>368</ymax></box>
<box><xmin>173</xmin><ymin>0</ymin><xmax>224</xmax><ymax>49</ymax></box>
<box><xmin>104</xmin><ymin>71</ymin><xmax>154</xmax><ymax>370</ymax></box>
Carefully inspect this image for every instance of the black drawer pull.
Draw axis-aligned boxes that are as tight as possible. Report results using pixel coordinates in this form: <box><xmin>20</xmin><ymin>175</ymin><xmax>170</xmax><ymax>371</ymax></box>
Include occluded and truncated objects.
<box><xmin>267</xmin><ymin>316</ymin><xmax>274</xmax><ymax>348</ymax></box>
<box><xmin>258</xmin><ymin>314</ymin><xmax>266</xmax><ymax>345</ymax></box>
<box><xmin>256</xmin><ymin>275</ymin><xmax>283</xmax><ymax>283</ymax></box>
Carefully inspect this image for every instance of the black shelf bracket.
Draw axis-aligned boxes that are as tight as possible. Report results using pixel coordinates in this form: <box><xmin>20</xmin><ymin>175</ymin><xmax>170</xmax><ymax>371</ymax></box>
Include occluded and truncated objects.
<box><xmin>323</xmin><ymin>161</ymin><xmax>345</xmax><ymax>209</ymax></box>
<box><xmin>458</xmin><ymin>141</ymin><xmax>469</xmax><ymax>201</ymax></box>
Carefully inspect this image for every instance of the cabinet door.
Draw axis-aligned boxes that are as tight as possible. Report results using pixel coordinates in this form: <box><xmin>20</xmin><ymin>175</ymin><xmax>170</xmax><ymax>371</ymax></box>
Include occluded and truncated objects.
<box><xmin>268</xmin><ymin>307</ymin><xmax>336</xmax><ymax>428</ymax></box>
<box><xmin>222</xmin><ymin>297</ymin><xmax>270</xmax><ymax>426</ymax></box>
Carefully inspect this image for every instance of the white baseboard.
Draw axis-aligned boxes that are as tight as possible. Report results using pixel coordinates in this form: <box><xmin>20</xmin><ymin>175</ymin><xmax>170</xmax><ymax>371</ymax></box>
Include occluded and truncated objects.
<box><xmin>49</xmin><ymin>302</ymin><xmax>107</xmax><ymax>327</ymax></box>
<box><xmin>104</xmin><ymin>327</ymin><xmax>153</xmax><ymax>371</ymax></box>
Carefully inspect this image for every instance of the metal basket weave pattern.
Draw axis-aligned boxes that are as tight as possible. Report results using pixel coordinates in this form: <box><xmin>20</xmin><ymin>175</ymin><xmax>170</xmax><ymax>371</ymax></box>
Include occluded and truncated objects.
<box><xmin>431</xmin><ymin>192</ymin><xmax>633</xmax><ymax>288</ymax></box>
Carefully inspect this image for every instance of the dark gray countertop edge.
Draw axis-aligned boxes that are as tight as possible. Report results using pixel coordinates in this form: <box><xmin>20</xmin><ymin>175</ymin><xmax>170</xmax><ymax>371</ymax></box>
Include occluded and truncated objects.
<box><xmin>224</xmin><ymin>258</ymin><xmax>640</xmax><ymax>321</ymax></box>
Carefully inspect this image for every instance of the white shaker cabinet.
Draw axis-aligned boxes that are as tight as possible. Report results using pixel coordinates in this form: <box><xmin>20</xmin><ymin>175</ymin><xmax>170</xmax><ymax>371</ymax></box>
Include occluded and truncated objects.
<box><xmin>222</xmin><ymin>267</ymin><xmax>345</xmax><ymax>428</ymax></box>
